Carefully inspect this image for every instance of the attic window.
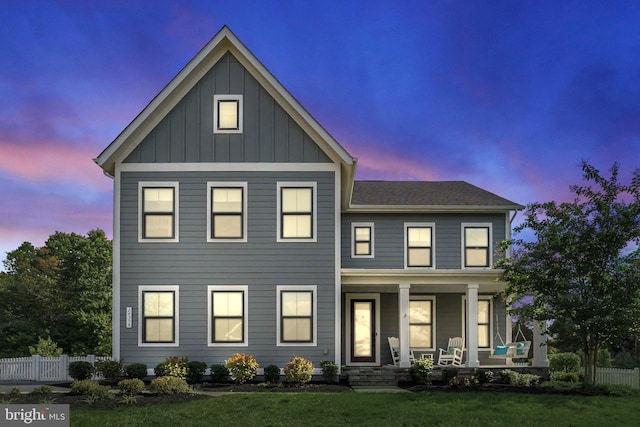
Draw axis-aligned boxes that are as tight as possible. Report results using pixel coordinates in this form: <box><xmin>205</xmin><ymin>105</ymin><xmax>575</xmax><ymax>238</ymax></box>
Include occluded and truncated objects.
<box><xmin>214</xmin><ymin>95</ymin><xmax>243</xmax><ymax>133</ymax></box>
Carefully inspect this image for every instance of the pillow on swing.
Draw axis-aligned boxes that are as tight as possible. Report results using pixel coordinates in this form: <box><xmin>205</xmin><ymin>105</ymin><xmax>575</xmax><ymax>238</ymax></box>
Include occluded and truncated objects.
<box><xmin>516</xmin><ymin>342</ymin><xmax>525</xmax><ymax>355</ymax></box>
<box><xmin>494</xmin><ymin>345</ymin><xmax>509</xmax><ymax>355</ymax></box>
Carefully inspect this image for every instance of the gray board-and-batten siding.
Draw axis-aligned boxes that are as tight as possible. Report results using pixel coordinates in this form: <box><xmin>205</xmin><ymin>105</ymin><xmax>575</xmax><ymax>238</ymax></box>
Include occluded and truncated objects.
<box><xmin>118</xmin><ymin>170</ymin><xmax>336</xmax><ymax>367</ymax></box>
<box><xmin>124</xmin><ymin>52</ymin><xmax>332</xmax><ymax>165</ymax></box>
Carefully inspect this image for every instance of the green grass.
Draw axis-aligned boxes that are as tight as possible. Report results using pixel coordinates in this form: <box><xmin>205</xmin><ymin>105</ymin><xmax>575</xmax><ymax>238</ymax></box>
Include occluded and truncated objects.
<box><xmin>69</xmin><ymin>391</ymin><xmax>640</xmax><ymax>427</ymax></box>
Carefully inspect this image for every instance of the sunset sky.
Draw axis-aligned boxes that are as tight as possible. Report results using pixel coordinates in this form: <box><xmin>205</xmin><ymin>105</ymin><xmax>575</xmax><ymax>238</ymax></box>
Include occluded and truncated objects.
<box><xmin>1</xmin><ymin>0</ymin><xmax>639</xmax><ymax>264</ymax></box>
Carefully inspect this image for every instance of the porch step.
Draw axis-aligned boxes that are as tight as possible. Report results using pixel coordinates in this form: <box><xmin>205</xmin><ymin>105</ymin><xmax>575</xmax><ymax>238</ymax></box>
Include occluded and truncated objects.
<box><xmin>346</xmin><ymin>367</ymin><xmax>400</xmax><ymax>386</ymax></box>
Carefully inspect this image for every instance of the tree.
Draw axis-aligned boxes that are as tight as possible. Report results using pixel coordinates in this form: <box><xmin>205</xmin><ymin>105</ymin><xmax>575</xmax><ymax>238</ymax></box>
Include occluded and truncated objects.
<box><xmin>0</xmin><ymin>230</ymin><xmax>112</xmax><ymax>357</ymax></box>
<box><xmin>497</xmin><ymin>162</ymin><xmax>640</xmax><ymax>385</ymax></box>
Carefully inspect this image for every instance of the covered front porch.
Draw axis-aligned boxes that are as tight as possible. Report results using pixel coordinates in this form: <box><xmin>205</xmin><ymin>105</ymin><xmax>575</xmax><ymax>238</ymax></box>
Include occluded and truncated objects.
<box><xmin>341</xmin><ymin>269</ymin><xmax>549</xmax><ymax>369</ymax></box>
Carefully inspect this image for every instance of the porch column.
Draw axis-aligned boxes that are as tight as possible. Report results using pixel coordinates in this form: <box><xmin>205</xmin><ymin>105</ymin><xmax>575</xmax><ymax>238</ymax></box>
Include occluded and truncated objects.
<box><xmin>398</xmin><ymin>283</ymin><xmax>411</xmax><ymax>367</ymax></box>
<box><xmin>466</xmin><ymin>284</ymin><xmax>480</xmax><ymax>367</ymax></box>
<box><xmin>505</xmin><ymin>297</ymin><xmax>513</xmax><ymax>367</ymax></box>
<box><xmin>532</xmin><ymin>320</ymin><xmax>549</xmax><ymax>367</ymax></box>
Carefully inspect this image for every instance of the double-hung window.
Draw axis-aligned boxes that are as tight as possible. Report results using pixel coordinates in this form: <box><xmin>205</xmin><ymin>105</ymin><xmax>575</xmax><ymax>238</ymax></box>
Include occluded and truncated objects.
<box><xmin>352</xmin><ymin>223</ymin><xmax>374</xmax><ymax>257</ymax></box>
<box><xmin>277</xmin><ymin>182</ymin><xmax>317</xmax><ymax>242</ymax></box>
<box><xmin>409</xmin><ymin>297</ymin><xmax>435</xmax><ymax>349</ymax></box>
<box><xmin>462</xmin><ymin>297</ymin><xmax>492</xmax><ymax>349</ymax></box>
<box><xmin>139</xmin><ymin>286</ymin><xmax>179</xmax><ymax>346</ymax></box>
<box><xmin>277</xmin><ymin>286</ymin><xmax>316</xmax><ymax>346</ymax></box>
<box><xmin>462</xmin><ymin>223</ymin><xmax>492</xmax><ymax>268</ymax></box>
<box><xmin>213</xmin><ymin>94</ymin><xmax>243</xmax><ymax>133</ymax></box>
<box><xmin>405</xmin><ymin>223</ymin><xmax>435</xmax><ymax>268</ymax></box>
<box><xmin>139</xmin><ymin>183</ymin><xmax>179</xmax><ymax>242</ymax></box>
<box><xmin>208</xmin><ymin>286</ymin><xmax>248</xmax><ymax>346</ymax></box>
<box><xmin>208</xmin><ymin>182</ymin><xmax>247</xmax><ymax>242</ymax></box>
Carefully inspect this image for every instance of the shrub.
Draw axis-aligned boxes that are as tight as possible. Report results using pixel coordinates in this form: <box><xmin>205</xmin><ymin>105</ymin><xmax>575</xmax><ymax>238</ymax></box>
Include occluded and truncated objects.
<box><xmin>28</xmin><ymin>336</ymin><xmax>63</xmax><ymax>357</ymax></box>
<box><xmin>500</xmin><ymin>369</ymin><xmax>519</xmax><ymax>384</ymax></box>
<box><xmin>264</xmin><ymin>365</ymin><xmax>281</xmax><ymax>384</ymax></box>
<box><xmin>71</xmin><ymin>379</ymin><xmax>111</xmax><ymax>398</ymax></box>
<box><xmin>118</xmin><ymin>378</ymin><xmax>145</xmax><ymax>395</ymax></box>
<box><xmin>449</xmin><ymin>375</ymin><xmax>476</xmax><ymax>388</ymax></box>
<box><xmin>29</xmin><ymin>385</ymin><xmax>53</xmax><ymax>396</ymax></box>
<box><xmin>320</xmin><ymin>360</ymin><xmax>338</xmax><ymax>384</ymax></box>
<box><xmin>186</xmin><ymin>361</ymin><xmax>208</xmax><ymax>384</ymax></box>
<box><xmin>68</xmin><ymin>361</ymin><xmax>94</xmax><ymax>381</ymax></box>
<box><xmin>210</xmin><ymin>364</ymin><xmax>230</xmax><ymax>383</ymax></box>
<box><xmin>125</xmin><ymin>363</ymin><xmax>148</xmax><ymax>379</ymax></box>
<box><xmin>284</xmin><ymin>355</ymin><xmax>314</xmax><ymax>385</ymax></box>
<box><xmin>442</xmin><ymin>367</ymin><xmax>458</xmax><ymax>383</ymax></box>
<box><xmin>597</xmin><ymin>348</ymin><xmax>612</xmax><ymax>368</ymax></box>
<box><xmin>149</xmin><ymin>376</ymin><xmax>192</xmax><ymax>395</ymax></box>
<box><xmin>613</xmin><ymin>350</ymin><xmax>636</xmax><ymax>369</ymax></box>
<box><xmin>155</xmin><ymin>356</ymin><xmax>189</xmax><ymax>379</ymax></box>
<box><xmin>553</xmin><ymin>372</ymin><xmax>579</xmax><ymax>383</ymax></box>
<box><xmin>549</xmin><ymin>352</ymin><xmax>580</xmax><ymax>374</ymax></box>
<box><xmin>409</xmin><ymin>357</ymin><xmax>434</xmax><ymax>385</ymax></box>
<box><xmin>500</xmin><ymin>369</ymin><xmax>540</xmax><ymax>386</ymax></box>
<box><xmin>226</xmin><ymin>353</ymin><xmax>259</xmax><ymax>384</ymax></box>
<box><xmin>473</xmin><ymin>368</ymin><xmax>494</xmax><ymax>384</ymax></box>
<box><xmin>94</xmin><ymin>359</ymin><xmax>124</xmax><ymax>384</ymax></box>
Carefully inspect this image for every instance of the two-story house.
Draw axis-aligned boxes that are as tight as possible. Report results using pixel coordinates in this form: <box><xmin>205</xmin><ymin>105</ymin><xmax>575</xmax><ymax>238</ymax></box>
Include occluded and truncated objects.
<box><xmin>95</xmin><ymin>26</ymin><xmax>541</xmax><ymax>376</ymax></box>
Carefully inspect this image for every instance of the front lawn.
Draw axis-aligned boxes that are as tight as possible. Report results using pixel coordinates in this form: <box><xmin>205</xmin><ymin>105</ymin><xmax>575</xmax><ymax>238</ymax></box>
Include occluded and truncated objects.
<box><xmin>69</xmin><ymin>391</ymin><xmax>640</xmax><ymax>426</ymax></box>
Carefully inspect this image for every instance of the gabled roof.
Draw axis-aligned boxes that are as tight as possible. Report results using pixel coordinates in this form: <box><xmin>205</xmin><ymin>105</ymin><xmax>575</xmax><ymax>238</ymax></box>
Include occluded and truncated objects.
<box><xmin>349</xmin><ymin>181</ymin><xmax>523</xmax><ymax>211</ymax></box>
<box><xmin>95</xmin><ymin>26</ymin><xmax>355</xmax><ymax>176</ymax></box>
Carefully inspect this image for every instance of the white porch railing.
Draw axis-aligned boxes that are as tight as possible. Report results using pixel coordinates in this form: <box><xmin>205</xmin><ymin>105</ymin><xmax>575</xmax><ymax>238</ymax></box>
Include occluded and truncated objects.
<box><xmin>582</xmin><ymin>367</ymin><xmax>640</xmax><ymax>389</ymax></box>
<box><xmin>0</xmin><ymin>355</ymin><xmax>110</xmax><ymax>382</ymax></box>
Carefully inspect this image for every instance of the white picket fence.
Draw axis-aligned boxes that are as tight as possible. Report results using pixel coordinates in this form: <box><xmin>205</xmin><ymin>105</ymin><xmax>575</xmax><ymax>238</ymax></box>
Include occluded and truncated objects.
<box><xmin>0</xmin><ymin>355</ymin><xmax>110</xmax><ymax>382</ymax></box>
<box><xmin>584</xmin><ymin>367</ymin><xmax>640</xmax><ymax>389</ymax></box>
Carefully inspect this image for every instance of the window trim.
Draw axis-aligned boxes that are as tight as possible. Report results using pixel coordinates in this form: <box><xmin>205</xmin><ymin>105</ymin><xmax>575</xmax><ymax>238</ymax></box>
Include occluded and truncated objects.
<box><xmin>276</xmin><ymin>182</ymin><xmax>317</xmax><ymax>243</ymax></box>
<box><xmin>207</xmin><ymin>285</ymin><xmax>248</xmax><ymax>347</ymax></box>
<box><xmin>276</xmin><ymin>285</ymin><xmax>317</xmax><ymax>347</ymax></box>
<box><xmin>409</xmin><ymin>296</ymin><xmax>436</xmax><ymax>352</ymax></box>
<box><xmin>351</xmin><ymin>222</ymin><xmax>375</xmax><ymax>258</ymax></box>
<box><xmin>207</xmin><ymin>182</ymin><xmax>248</xmax><ymax>242</ymax></box>
<box><xmin>461</xmin><ymin>223</ymin><xmax>493</xmax><ymax>269</ymax></box>
<box><xmin>404</xmin><ymin>222</ymin><xmax>436</xmax><ymax>269</ymax></box>
<box><xmin>138</xmin><ymin>285</ymin><xmax>179</xmax><ymax>347</ymax></box>
<box><xmin>138</xmin><ymin>182</ymin><xmax>179</xmax><ymax>243</ymax></box>
<box><xmin>461</xmin><ymin>296</ymin><xmax>493</xmax><ymax>350</ymax></box>
<box><xmin>213</xmin><ymin>94</ymin><xmax>243</xmax><ymax>134</ymax></box>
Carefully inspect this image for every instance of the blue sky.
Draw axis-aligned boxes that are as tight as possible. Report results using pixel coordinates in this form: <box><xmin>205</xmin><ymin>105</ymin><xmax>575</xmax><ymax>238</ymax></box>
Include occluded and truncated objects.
<box><xmin>1</xmin><ymin>0</ymin><xmax>639</xmax><ymax>263</ymax></box>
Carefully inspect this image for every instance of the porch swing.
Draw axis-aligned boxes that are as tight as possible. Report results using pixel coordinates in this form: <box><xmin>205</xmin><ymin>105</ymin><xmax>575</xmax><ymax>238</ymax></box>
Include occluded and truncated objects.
<box><xmin>489</xmin><ymin>320</ymin><xmax>531</xmax><ymax>359</ymax></box>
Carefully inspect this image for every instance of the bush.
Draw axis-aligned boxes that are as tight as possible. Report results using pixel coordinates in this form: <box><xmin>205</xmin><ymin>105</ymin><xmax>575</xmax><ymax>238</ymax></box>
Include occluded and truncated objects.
<box><xmin>320</xmin><ymin>360</ymin><xmax>338</xmax><ymax>384</ymax></box>
<box><xmin>149</xmin><ymin>376</ymin><xmax>192</xmax><ymax>395</ymax></box>
<box><xmin>94</xmin><ymin>359</ymin><xmax>124</xmax><ymax>384</ymax></box>
<box><xmin>68</xmin><ymin>361</ymin><xmax>94</xmax><ymax>381</ymax></box>
<box><xmin>71</xmin><ymin>380</ymin><xmax>111</xmax><ymax>398</ymax></box>
<box><xmin>442</xmin><ymin>367</ymin><xmax>458</xmax><ymax>383</ymax></box>
<box><xmin>284</xmin><ymin>355</ymin><xmax>314</xmax><ymax>385</ymax></box>
<box><xmin>29</xmin><ymin>385</ymin><xmax>53</xmax><ymax>396</ymax></box>
<box><xmin>409</xmin><ymin>357</ymin><xmax>434</xmax><ymax>385</ymax></box>
<box><xmin>613</xmin><ymin>350</ymin><xmax>636</xmax><ymax>369</ymax></box>
<box><xmin>125</xmin><ymin>363</ymin><xmax>148</xmax><ymax>379</ymax></box>
<box><xmin>549</xmin><ymin>352</ymin><xmax>580</xmax><ymax>374</ymax></box>
<box><xmin>553</xmin><ymin>372</ymin><xmax>579</xmax><ymax>383</ymax></box>
<box><xmin>473</xmin><ymin>368</ymin><xmax>494</xmax><ymax>384</ymax></box>
<box><xmin>118</xmin><ymin>378</ymin><xmax>145</xmax><ymax>395</ymax></box>
<box><xmin>28</xmin><ymin>336</ymin><xmax>63</xmax><ymax>357</ymax></box>
<box><xmin>155</xmin><ymin>356</ymin><xmax>189</xmax><ymax>379</ymax></box>
<box><xmin>500</xmin><ymin>369</ymin><xmax>540</xmax><ymax>386</ymax></box>
<box><xmin>597</xmin><ymin>348</ymin><xmax>612</xmax><ymax>368</ymax></box>
<box><xmin>226</xmin><ymin>353</ymin><xmax>259</xmax><ymax>384</ymax></box>
<box><xmin>264</xmin><ymin>365</ymin><xmax>281</xmax><ymax>384</ymax></box>
<box><xmin>500</xmin><ymin>369</ymin><xmax>518</xmax><ymax>384</ymax></box>
<box><xmin>210</xmin><ymin>364</ymin><xmax>230</xmax><ymax>383</ymax></box>
<box><xmin>186</xmin><ymin>361</ymin><xmax>208</xmax><ymax>384</ymax></box>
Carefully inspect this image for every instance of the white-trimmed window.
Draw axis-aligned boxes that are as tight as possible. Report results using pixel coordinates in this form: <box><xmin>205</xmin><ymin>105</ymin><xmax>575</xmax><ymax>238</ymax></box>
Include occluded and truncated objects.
<box><xmin>277</xmin><ymin>182</ymin><xmax>317</xmax><ymax>242</ymax></box>
<box><xmin>207</xmin><ymin>182</ymin><xmax>247</xmax><ymax>242</ymax></box>
<box><xmin>405</xmin><ymin>223</ymin><xmax>435</xmax><ymax>268</ymax></box>
<box><xmin>409</xmin><ymin>296</ymin><xmax>436</xmax><ymax>350</ymax></box>
<box><xmin>462</xmin><ymin>296</ymin><xmax>492</xmax><ymax>349</ymax></box>
<box><xmin>208</xmin><ymin>286</ymin><xmax>248</xmax><ymax>346</ymax></box>
<box><xmin>139</xmin><ymin>286</ymin><xmax>179</xmax><ymax>347</ymax></box>
<box><xmin>214</xmin><ymin>94</ymin><xmax>243</xmax><ymax>133</ymax></box>
<box><xmin>277</xmin><ymin>285</ymin><xmax>317</xmax><ymax>346</ymax></box>
<box><xmin>139</xmin><ymin>182</ymin><xmax>179</xmax><ymax>242</ymax></box>
<box><xmin>462</xmin><ymin>223</ymin><xmax>492</xmax><ymax>268</ymax></box>
<box><xmin>352</xmin><ymin>222</ymin><xmax>374</xmax><ymax>258</ymax></box>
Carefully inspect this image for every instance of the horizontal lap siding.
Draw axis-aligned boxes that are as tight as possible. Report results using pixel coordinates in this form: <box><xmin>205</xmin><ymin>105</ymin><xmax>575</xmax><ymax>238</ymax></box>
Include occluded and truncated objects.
<box><xmin>119</xmin><ymin>171</ymin><xmax>336</xmax><ymax>367</ymax></box>
<box><xmin>341</xmin><ymin>213</ymin><xmax>507</xmax><ymax>269</ymax></box>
